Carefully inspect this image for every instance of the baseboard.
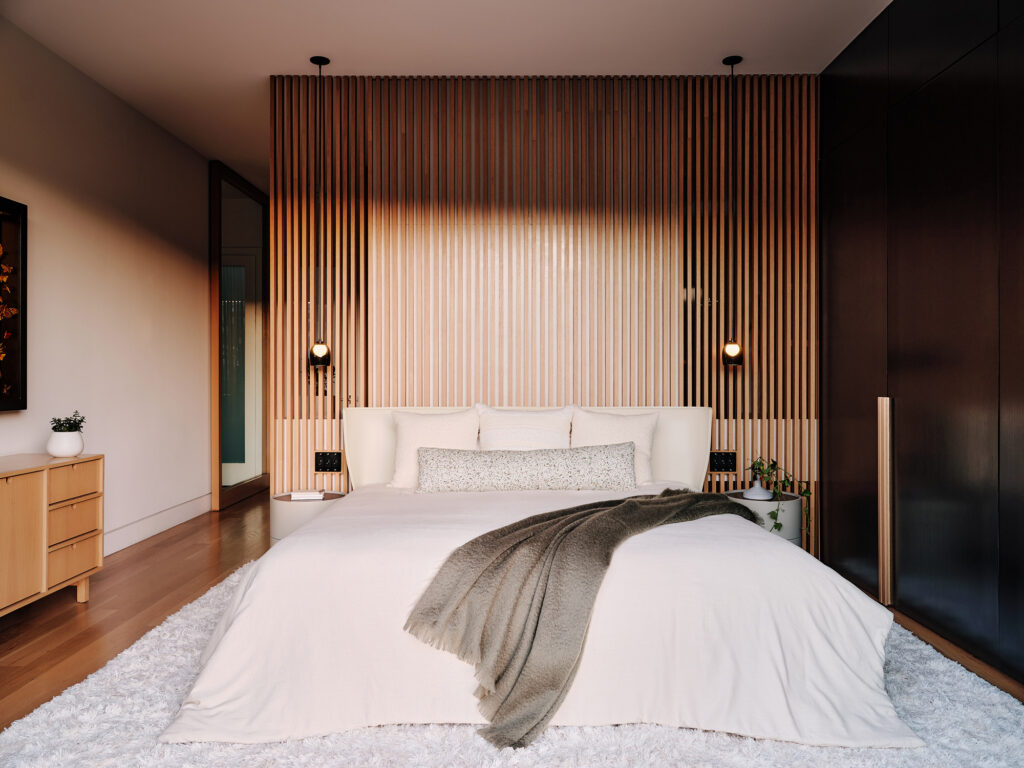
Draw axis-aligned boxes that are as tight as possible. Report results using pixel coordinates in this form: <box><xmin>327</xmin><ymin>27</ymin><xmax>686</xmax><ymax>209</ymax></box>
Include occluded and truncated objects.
<box><xmin>892</xmin><ymin>610</ymin><xmax>1024</xmax><ymax>704</ymax></box>
<box><xmin>103</xmin><ymin>494</ymin><xmax>212</xmax><ymax>555</ymax></box>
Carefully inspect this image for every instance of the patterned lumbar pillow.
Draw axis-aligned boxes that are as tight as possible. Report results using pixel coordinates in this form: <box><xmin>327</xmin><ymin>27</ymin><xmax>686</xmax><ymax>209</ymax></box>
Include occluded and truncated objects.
<box><xmin>416</xmin><ymin>443</ymin><xmax>636</xmax><ymax>492</ymax></box>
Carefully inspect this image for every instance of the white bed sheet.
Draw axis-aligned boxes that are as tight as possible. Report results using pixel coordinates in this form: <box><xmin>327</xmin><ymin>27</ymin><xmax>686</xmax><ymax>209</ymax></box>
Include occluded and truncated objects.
<box><xmin>161</xmin><ymin>484</ymin><xmax>922</xmax><ymax>748</ymax></box>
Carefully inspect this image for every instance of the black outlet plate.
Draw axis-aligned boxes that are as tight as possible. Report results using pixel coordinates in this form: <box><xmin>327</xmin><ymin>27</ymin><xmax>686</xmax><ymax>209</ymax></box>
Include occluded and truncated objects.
<box><xmin>314</xmin><ymin>451</ymin><xmax>344</xmax><ymax>473</ymax></box>
<box><xmin>709</xmin><ymin>451</ymin><xmax>737</xmax><ymax>473</ymax></box>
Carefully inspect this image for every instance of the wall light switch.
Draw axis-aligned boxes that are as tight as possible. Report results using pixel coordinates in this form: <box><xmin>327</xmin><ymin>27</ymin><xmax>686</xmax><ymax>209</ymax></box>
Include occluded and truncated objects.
<box><xmin>314</xmin><ymin>451</ymin><xmax>344</xmax><ymax>473</ymax></box>
<box><xmin>709</xmin><ymin>451</ymin><xmax>738</xmax><ymax>473</ymax></box>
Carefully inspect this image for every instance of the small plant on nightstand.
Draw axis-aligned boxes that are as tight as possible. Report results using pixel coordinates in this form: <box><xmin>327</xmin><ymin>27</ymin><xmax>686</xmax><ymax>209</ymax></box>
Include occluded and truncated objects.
<box><xmin>47</xmin><ymin>410</ymin><xmax>87</xmax><ymax>458</ymax></box>
<box><xmin>747</xmin><ymin>456</ymin><xmax>812</xmax><ymax>533</ymax></box>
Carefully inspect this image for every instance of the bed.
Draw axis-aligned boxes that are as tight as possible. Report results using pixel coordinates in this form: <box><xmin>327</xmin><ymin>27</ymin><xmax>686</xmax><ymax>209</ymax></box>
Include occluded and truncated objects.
<box><xmin>161</xmin><ymin>406</ymin><xmax>920</xmax><ymax>748</ymax></box>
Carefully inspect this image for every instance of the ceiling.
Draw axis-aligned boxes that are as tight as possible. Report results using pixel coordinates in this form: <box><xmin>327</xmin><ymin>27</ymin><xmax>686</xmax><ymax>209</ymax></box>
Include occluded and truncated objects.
<box><xmin>0</xmin><ymin>0</ymin><xmax>889</xmax><ymax>191</ymax></box>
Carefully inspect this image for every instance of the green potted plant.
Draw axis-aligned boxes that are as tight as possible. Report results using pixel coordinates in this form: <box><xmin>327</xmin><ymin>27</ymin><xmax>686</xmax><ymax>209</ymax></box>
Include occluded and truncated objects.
<box><xmin>745</xmin><ymin>456</ymin><xmax>812</xmax><ymax>534</ymax></box>
<box><xmin>47</xmin><ymin>410</ymin><xmax>86</xmax><ymax>458</ymax></box>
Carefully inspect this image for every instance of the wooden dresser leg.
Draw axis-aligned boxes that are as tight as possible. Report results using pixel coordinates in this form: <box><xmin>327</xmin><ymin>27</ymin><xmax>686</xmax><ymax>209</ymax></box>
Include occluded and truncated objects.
<box><xmin>76</xmin><ymin>578</ymin><xmax>90</xmax><ymax>603</ymax></box>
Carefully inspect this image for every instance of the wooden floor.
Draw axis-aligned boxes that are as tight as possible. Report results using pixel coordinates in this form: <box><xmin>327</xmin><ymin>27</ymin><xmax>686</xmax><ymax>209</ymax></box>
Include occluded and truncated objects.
<box><xmin>0</xmin><ymin>491</ymin><xmax>270</xmax><ymax>731</ymax></box>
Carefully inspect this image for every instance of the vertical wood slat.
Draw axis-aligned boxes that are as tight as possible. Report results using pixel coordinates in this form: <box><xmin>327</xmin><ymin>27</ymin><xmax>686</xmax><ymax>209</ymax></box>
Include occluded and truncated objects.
<box><xmin>270</xmin><ymin>75</ymin><xmax>819</xmax><ymax>553</ymax></box>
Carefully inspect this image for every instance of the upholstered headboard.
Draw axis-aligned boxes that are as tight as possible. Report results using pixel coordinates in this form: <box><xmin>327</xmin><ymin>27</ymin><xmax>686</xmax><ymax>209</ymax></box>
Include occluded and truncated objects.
<box><xmin>341</xmin><ymin>406</ymin><xmax>713</xmax><ymax>491</ymax></box>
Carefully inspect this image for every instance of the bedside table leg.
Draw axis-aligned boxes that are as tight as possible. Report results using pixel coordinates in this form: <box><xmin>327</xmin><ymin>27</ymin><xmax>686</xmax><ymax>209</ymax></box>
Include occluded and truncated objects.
<box><xmin>75</xmin><ymin>578</ymin><xmax>90</xmax><ymax>603</ymax></box>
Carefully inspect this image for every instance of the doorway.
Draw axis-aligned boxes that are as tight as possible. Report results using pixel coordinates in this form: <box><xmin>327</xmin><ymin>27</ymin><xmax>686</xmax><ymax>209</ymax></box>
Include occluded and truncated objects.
<box><xmin>210</xmin><ymin>162</ymin><xmax>269</xmax><ymax>510</ymax></box>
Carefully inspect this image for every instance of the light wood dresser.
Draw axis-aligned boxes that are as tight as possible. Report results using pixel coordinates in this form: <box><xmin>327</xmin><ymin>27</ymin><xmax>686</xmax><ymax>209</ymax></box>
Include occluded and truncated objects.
<box><xmin>0</xmin><ymin>453</ymin><xmax>104</xmax><ymax>619</ymax></box>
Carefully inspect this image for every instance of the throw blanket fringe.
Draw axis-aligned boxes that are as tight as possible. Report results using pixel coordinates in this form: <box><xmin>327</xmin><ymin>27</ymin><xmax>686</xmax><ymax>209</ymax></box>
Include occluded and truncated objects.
<box><xmin>405</xmin><ymin>488</ymin><xmax>756</xmax><ymax>748</ymax></box>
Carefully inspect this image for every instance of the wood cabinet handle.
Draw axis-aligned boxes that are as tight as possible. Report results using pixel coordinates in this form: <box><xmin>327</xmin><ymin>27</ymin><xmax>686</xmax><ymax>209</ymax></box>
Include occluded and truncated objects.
<box><xmin>878</xmin><ymin>396</ymin><xmax>893</xmax><ymax>607</ymax></box>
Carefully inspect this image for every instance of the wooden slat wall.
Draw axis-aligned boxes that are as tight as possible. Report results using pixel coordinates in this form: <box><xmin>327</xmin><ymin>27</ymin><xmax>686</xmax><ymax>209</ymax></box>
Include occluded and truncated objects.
<box><xmin>270</xmin><ymin>75</ymin><xmax>366</xmax><ymax>494</ymax></box>
<box><xmin>270</xmin><ymin>75</ymin><xmax>818</xmax><ymax>550</ymax></box>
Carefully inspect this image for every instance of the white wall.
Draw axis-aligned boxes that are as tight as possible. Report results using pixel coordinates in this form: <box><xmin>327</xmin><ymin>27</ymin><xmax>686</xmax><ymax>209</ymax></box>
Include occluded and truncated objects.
<box><xmin>0</xmin><ymin>17</ymin><xmax>212</xmax><ymax>554</ymax></box>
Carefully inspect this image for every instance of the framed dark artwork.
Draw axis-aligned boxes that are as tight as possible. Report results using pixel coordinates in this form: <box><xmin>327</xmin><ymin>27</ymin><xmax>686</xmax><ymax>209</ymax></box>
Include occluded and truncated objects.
<box><xmin>0</xmin><ymin>195</ymin><xmax>27</xmax><ymax>411</ymax></box>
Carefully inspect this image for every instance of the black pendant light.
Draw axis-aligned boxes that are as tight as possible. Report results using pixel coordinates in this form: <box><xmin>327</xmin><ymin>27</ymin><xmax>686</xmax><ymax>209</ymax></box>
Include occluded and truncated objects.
<box><xmin>308</xmin><ymin>55</ymin><xmax>332</xmax><ymax>368</ymax></box>
<box><xmin>721</xmin><ymin>55</ymin><xmax>743</xmax><ymax>366</ymax></box>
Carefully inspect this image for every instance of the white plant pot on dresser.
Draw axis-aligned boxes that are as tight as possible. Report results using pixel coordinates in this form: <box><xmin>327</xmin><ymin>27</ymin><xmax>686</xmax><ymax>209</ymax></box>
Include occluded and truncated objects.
<box><xmin>725</xmin><ymin>490</ymin><xmax>803</xmax><ymax>547</ymax></box>
<box><xmin>46</xmin><ymin>431</ymin><xmax>84</xmax><ymax>458</ymax></box>
<box><xmin>269</xmin><ymin>492</ymin><xmax>345</xmax><ymax>544</ymax></box>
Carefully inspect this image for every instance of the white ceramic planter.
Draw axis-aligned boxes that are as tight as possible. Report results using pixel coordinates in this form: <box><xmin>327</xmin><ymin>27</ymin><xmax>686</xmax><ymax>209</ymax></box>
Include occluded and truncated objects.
<box><xmin>742</xmin><ymin>477</ymin><xmax>774</xmax><ymax>500</ymax></box>
<box><xmin>47</xmin><ymin>430</ymin><xmax>84</xmax><ymax>458</ymax></box>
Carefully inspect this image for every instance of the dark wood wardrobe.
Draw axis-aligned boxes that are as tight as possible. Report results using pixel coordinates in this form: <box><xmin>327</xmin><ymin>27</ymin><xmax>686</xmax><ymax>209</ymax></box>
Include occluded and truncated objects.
<box><xmin>820</xmin><ymin>0</ymin><xmax>1024</xmax><ymax>684</ymax></box>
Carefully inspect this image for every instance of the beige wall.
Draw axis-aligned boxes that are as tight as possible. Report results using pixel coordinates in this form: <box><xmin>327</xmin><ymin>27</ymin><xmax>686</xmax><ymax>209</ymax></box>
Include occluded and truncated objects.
<box><xmin>0</xmin><ymin>17</ymin><xmax>211</xmax><ymax>554</ymax></box>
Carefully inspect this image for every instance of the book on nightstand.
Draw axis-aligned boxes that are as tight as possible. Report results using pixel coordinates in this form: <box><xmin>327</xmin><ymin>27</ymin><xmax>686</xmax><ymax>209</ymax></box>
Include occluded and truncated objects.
<box><xmin>289</xmin><ymin>489</ymin><xmax>325</xmax><ymax>501</ymax></box>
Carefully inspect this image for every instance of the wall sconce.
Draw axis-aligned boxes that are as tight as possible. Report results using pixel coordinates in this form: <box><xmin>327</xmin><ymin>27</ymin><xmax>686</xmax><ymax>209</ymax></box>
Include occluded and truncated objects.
<box><xmin>309</xmin><ymin>341</ymin><xmax>332</xmax><ymax>367</ymax></box>
<box><xmin>722</xmin><ymin>339</ymin><xmax>743</xmax><ymax>366</ymax></box>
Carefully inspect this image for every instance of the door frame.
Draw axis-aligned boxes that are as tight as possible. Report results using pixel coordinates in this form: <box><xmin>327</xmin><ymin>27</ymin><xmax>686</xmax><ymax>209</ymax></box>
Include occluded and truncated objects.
<box><xmin>209</xmin><ymin>161</ymin><xmax>270</xmax><ymax>510</ymax></box>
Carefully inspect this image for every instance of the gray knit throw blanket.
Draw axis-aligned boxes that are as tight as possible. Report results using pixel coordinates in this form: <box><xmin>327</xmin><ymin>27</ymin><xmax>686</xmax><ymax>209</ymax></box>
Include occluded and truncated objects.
<box><xmin>404</xmin><ymin>488</ymin><xmax>756</xmax><ymax>748</ymax></box>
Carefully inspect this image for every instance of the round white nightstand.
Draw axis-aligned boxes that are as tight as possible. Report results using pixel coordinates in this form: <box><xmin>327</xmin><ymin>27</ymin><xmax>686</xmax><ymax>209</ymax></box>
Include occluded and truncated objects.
<box><xmin>270</xmin><ymin>492</ymin><xmax>345</xmax><ymax>545</ymax></box>
<box><xmin>725</xmin><ymin>490</ymin><xmax>802</xmax><ymax>547</ymax></box>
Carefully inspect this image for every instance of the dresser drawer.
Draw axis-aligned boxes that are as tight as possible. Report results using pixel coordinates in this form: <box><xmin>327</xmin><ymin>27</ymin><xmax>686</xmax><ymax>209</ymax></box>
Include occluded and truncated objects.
<box><xmin>47</xmin><ymin>534</ymin><xmax>102</xmax><ymax>588</ymax></box>
<box><xmin>48</xmin><ymin>497</ymin><xmax>102</xmax><ymax>546</ymax></box>
<box><xmin>48</xmin><ymin>459</ymin><xmax>102</xmax><ymax>505</ymax></box>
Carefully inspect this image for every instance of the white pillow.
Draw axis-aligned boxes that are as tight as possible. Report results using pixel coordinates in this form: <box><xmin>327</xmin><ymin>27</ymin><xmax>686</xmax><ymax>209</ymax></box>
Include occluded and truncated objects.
<box><xmin>570</xmin><ymin>408</ymin><xmax>658</xmax><ymax>484</ymax></box>
<box><xmin>416</xmin><ymin>443</ymin><xmax>636</xmax><ymax>492</ymax></box>
<box><xmin>390</xmin><ymin>409</ymin><xmax>480</xmax><ymax>489</ymax></box>
<box><xmin>476</xmin><ymin>404</ymin><xmax>573</xmax><ymax>450</ymax></box>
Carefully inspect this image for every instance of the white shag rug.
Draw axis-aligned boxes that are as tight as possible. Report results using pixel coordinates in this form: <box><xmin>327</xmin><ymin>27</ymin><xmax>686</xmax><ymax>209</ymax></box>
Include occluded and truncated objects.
<box><xmin>2</xmin><ymin>564</ymin><xmax>1023</xmax><ymax>768</ymax></box>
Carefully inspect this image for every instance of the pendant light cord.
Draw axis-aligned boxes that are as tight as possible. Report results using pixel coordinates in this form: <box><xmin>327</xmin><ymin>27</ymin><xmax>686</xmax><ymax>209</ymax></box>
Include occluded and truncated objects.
<box><xmin>729</xmin><ymin>61</ymin><xmax>737</xmax><ymax>345</ymax></box>
<box><xmin>314</xmin><ymin>61</ymin><xmax>323</xmax><ymax>345</ymax></box>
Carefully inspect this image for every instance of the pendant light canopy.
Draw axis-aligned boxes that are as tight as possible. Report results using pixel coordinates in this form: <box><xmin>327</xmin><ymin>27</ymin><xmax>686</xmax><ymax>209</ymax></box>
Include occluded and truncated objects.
<box><xmin>721</xmin><ymin>54</ymin><xmax>743</xmax><ymax>367</ymax></box>
<box><xmin>308</xmin><ymin>55</ymin><xmax>332</xmax><ymax>368</ymax></box>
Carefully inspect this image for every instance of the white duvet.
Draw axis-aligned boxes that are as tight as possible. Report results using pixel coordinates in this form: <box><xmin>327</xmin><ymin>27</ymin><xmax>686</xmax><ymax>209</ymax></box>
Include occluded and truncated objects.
<box><xmin>161</xmin><ymin>484</ymin><xmax>922</xmax><ymax>748</ymax></box>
